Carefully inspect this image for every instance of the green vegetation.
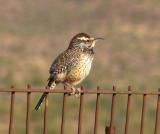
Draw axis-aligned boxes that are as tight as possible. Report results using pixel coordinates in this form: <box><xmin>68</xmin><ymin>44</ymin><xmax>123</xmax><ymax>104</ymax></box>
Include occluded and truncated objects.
<box><xmin>0</xmin><ymin>0</ymin><xmax>160</xmax><ymax>133</ymax></box>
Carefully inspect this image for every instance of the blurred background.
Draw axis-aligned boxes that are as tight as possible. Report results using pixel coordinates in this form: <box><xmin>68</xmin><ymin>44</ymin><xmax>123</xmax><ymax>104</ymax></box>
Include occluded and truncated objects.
<box><xmin>0</xmin><ymin>0</ymin><xmax>159</xmax><ymax>134</ymax></box>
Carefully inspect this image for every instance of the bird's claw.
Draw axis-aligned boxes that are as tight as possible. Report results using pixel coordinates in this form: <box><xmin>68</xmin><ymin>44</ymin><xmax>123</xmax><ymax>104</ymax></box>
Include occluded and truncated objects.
<box><xmin>75</xmin><ymin>88</ymin><xmax>81</xmax><ymax>98</ymax></box>
<box><xmin>69</xmin><ymin>88</ymin><xmax>81</xmax><ymax>98</ymax></box>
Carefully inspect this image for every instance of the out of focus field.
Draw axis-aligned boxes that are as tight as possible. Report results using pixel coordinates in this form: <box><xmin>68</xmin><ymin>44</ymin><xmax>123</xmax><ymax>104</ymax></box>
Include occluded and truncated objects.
<box><xmin>0</xmin><ymin>1</ymin><xmax>160</xmax><ymax>134</ymax></box>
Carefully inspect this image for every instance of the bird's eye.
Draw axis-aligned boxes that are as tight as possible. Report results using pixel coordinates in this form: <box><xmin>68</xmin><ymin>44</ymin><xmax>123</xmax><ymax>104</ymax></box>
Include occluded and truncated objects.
<box><xmin>86</xmin><ymin>40</ymin><xmax>89</xmax><ymax>42</ymax></box>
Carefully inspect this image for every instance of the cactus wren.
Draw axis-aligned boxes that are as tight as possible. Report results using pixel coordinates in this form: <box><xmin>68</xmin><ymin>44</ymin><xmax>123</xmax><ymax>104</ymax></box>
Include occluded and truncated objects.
<box><xmin>34</xmin><ymin>33</ymin><xmax>103</xmax><ymax>110</ymax></box>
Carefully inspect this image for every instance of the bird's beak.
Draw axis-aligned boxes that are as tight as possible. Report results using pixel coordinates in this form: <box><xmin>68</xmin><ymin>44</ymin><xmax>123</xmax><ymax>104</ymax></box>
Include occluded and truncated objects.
<box><xmin>90</xmin><ymin>37</ymin><xmax>104</xmax><ymax>48</ymax></box>
<box><xmin>94</xmin><ymin>37</ymin><xmax>104</xmax><ymax>40</ymax></box>
<box><xmin>90</xmin><ymin>37</ymin><xmax>104</xmax><ymax>42</ymax></box>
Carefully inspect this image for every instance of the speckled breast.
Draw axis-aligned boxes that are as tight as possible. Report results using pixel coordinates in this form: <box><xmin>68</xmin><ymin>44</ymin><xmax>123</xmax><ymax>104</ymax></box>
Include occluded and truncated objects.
<box><xmin>65</xmin><ymin>53</ymin><xmax>94</xmax><ymax>85</ymax></box>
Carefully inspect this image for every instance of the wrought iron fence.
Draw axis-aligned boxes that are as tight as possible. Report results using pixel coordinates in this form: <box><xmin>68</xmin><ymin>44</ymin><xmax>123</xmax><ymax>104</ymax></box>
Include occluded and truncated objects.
<box><xmin>0</xmin><ymin>85</ymin><xmax>159</xmax><ymax>134</ymax></box>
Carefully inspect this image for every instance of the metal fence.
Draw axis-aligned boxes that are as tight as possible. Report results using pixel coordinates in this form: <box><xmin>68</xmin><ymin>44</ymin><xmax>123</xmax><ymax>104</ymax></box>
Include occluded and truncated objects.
<box><xmin>0</xmin><ymin>85</ymin><xmax>159</xmax><ymax>134</ymax></box>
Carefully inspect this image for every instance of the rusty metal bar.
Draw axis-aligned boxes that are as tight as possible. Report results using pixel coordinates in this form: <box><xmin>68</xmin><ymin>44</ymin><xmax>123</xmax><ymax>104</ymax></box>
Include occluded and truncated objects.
<box><xmin>106</xmin><ymin>125</ymin><xmax>116</xmax><ymax>134</ymax></box>
<box><xmin>43</xmin><ymin>93</ymin><xmax>48</xmax><ymax>134</ymax></box>
<box><xmin>0</xmin><ymin>88</ymin><xmax>159</xmax><ymax>95</ymax></box>
<box><xmin>109</xmin><ymin>86</ymin><xmax>116</xmax><ymax>134</ymax></box>
<box><xmin>154</xmin><ymin>88</ymin><xmax>160</xmax><ymax>134</ymax></box>
<box><xmin>26</xmin><ymin>85</ymin><xmax>31</xmax><ymax>134</ymax></box>
<box><xmin>140</xmin><ymin>94</ymin><xmax>147</xmax><ymax>134</ymax></box>
<box><xmin>94</xmin><ymin>86</ymin><xmax>100</xmax><ymax>134</ymax></box>
<box><xmin>0</xmin><ymin>85</ymin><xmax>159</xmax><ymax>134</ymax></box>
<box><xmin>9</xmin><ymin>86</ymin><xmax>15</xmax><ymax>134</ymax></box>
<box><xmin>78</xmin><ymin>86</ymin><xmax>84</xmax><ymax>134</ymax></box>
<box><xmin>60</xmin><ymin>86</ymin><xmax>67</xmax><ymax>134</ymax></box>
<box><xmin>124</xmin><ymin>86</ymin><xmax>132</xmax><ymax>134</ymax></box>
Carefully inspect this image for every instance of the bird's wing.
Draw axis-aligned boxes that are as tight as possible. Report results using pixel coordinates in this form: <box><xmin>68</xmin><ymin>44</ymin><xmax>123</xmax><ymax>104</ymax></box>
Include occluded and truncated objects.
<box><xmin>48</xmin><ymin>49</ymin><xmax>76</xmax><ymax>82</ymax></box>
<box><xmin>49</xmin><ymin>52</ymin><xmax>67</xmax><ymax>75</ymax></box>
<box><xmin>49</xmin><ymin>49</ymin><xmax>80</xmax><ymax>74</ymax></box>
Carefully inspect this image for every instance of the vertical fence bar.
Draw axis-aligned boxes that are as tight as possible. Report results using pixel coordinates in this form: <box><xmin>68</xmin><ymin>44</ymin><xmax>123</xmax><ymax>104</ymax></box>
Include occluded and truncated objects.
<box><xmin>9</xmin><ymin>86</ymin><xmax>15</xmax><ymax>134</ymax></box>
<box><xmin>0</xmin><ymin>86</ymin><xmax>159</xmax><ymax>134</ymax></box>
<box><xmin>26</xmin><ymin>85</ymin><xmax>31</xmax><ymax>134</ymax></box>
<box><xmin>109</xmin><ymin>86</ymin><xmax>116</xmax><ymax>134</ymax></box>
<box><xmin>60</xmin><ymin>86</ymin><xmax>67</xmax><ymax>134</ymax></box>
<box><xmin>140</xmin><ymin>94</ymin><xmax>147</xmax><ymax>134</ymax></box>
<box><xmin>154</xmin><ymin>88</ymin><xmax>160</xmax><ymax>134</ymax></box>
<box><xmin>94</xmin><ymin>86</ymin><xmax>100</xmax><ymax>134</ymax></box>
<box><xmin>43</xmin><ymin>92</ymin><xmax>48</xmax><ymax>134</ymax></box>
<box><xmin>124</xmin><ymin>86</ymin><xmax>132</xmax><ymax>134</ymax></box>
<box><xmin>78</xmin><ymin>86</ymin><xmax>84</xmax><ymax>134</ymax></box>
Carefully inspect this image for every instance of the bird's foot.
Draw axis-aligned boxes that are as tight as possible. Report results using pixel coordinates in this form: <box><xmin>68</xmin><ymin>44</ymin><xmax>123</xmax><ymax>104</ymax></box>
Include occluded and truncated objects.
<box><xmin>75</xmin><ymin>88</ymin><xmax>81</xmax><ymax>98</ymax></box>
<box><xmin>70</xmin><ymin>88</ymin><xmax>81</xmax><ymax>98</ymax></box>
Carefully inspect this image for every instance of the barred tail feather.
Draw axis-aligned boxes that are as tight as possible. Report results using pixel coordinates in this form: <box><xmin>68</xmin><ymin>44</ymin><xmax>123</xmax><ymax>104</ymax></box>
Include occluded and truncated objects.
<box><xmin>34</xmin><ymin>92</ymin><xmax>48</xmax><ymax>111</ymax></box>
<box><xmin>34</xmin><ymin>80</ymin><xmax>56</xmax><ymax>111</ymax></box>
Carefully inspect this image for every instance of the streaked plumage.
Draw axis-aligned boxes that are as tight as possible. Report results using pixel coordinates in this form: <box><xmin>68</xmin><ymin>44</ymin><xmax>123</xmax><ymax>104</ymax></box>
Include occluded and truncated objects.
<box><xmin>34</xmin><ymin>33</ymin><xmax>103</xmax><ymax>110</ymax></box>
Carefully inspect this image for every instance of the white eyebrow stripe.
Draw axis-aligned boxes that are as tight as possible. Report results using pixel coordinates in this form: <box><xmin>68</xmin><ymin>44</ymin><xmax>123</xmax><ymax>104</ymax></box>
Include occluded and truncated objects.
<box><xmin>77</xmin><ymin>36</ymin><xmax>89</xmax><ymax>41</ymax></box>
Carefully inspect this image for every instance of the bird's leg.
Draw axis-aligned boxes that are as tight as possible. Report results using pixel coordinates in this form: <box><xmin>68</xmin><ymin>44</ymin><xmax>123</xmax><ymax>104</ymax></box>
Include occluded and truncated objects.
<box><xmin>74</xmin><ymin>88</ymin><xmax>81</xmax><ymax>98</ymax></box>
<box><xmin>64</xmin><ymin>83</ymin><xmax>81</xmax><ymax>97</ymax></box>
<box><xmin>64</xmin><ymin>83</ymin><xmax>76</xmax><ymax>95</ymax></box>
<box><xmin>71</xmin><ymin>87</ymin><xmax>81</xmax><ymax>98</ymax></box>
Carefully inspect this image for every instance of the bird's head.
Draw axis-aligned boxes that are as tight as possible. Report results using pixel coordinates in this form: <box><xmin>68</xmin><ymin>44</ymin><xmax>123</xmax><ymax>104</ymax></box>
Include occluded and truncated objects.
<box><xmin>68</xmin><ymin>33</ymin><xmax>103</xmax><ymax>50</ymax></box>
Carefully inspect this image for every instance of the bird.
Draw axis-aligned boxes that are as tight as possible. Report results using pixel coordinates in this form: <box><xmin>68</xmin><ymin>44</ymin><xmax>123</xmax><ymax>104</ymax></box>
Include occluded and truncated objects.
<box><xmin>34</xmin><ymin>33</ymin><xmax>103</xmax><ymax>110</ymax></box>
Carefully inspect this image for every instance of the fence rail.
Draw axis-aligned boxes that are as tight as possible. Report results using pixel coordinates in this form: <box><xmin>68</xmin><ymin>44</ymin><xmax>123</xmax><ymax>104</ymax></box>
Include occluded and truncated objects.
<box><xmin>0</xmin><ymin>85</ymin><xmax>160</xmax><ymax>134</ymax></box>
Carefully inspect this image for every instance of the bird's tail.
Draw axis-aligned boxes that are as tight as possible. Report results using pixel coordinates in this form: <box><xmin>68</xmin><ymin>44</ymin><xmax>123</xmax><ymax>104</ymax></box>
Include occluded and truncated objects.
<box><xmin>34</xmin><ymin>80</ymin><xmax>55</xmax><ymax>111</ymax></box>
<box><xmin>34</xmin><ymin>92</ymin><xmax>48</xmax><ymax>111</ymax></box>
